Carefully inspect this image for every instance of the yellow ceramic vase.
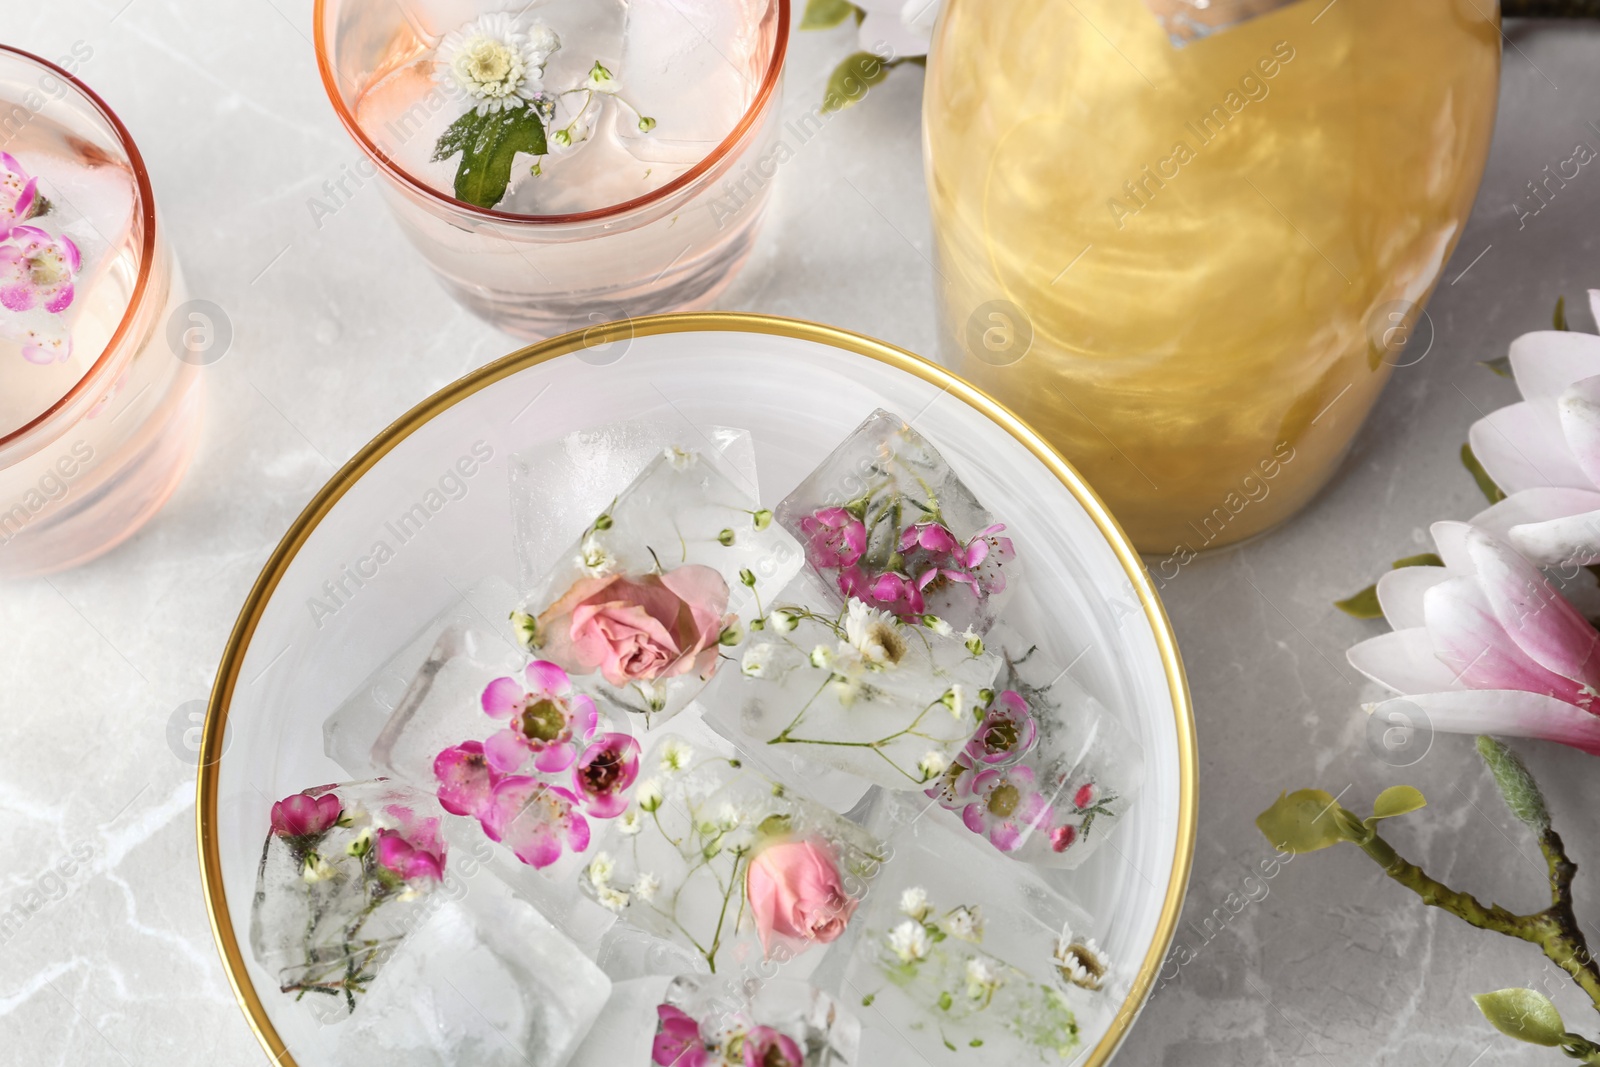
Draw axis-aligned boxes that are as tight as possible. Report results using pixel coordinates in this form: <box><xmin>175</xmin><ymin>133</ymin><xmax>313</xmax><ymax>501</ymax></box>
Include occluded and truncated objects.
<box><xmin>925</xmin><ymin>0</ymin><xmax>1500</xmax><ymax>556</ymax></box>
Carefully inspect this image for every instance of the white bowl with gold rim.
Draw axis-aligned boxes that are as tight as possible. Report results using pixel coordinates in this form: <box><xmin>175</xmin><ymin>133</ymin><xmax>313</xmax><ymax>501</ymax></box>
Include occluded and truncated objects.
<box><xmin>196</xmin><ymin>312</ymin><xmax>1196</xmax><ymax>1066</ymax></box>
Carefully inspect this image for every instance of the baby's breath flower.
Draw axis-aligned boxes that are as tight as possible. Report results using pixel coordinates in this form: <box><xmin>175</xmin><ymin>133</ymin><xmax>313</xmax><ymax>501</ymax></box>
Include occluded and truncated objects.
<box><xmin>888</xmin><ymin>919</ymin><xmax>930</xmax><ymax>963</ymax></box>
<box><xmin>659</xmin><ymin>739</ymin><xmax>694</xmax><ymax>774</ymax></box>
<box><xmin>579</xmin><ymin>535</ymin><xmax>613</xmax><ymax>576</ymax></box>
<box><xmin>941</xmin><ymin>684</ymin><xmax>968</xmax><ymax>719</ymax></box>
<box><xmin>752</xmin><ymin>509</ymin><xmax>773</xmax><ymax>530</ymax></box>
<box><xmin>597</xmin><ymin>885</ymin><xmax>630</xmax><ymax>912</ymax></box>
<box><xmin>617</xmin><ymin>809</ymin><xmax>644</xmax><ymax>835</ymax></box>
<box><xmin>899</xmin><ymin>886</ymin><xmax>931</xmax><ymax>922</ymax></box>
<box><xmin>917</xmin><ymin>750</ymin><xmax>949</xmax><ymax>778</ymax></box>
<box><xmin>964</xmin><ymin>957</ymin><xmax>1001</xmax><ymax>1000</ymax></box>
<box><xmin>719</xmin><ymin>620</ymin><xmax>745</xmax><ymax>647</ymax></box>
<box><xmin>663</xmin><ymin>445</ymin><xmax>697</xmax><ymax>470</ymax></box>
<box><xmin>943</xmin><ymin>905</ymin><xmax>983</xmax><ymax>942</ymax></box>
<box><xmin>923</xmin><ymin>614</ymin><xmax>953</xmax><ymax>637</ymax></box>
<box><xmin>742</xmin><ymin>642</ymin><xmax>775</xmax><ymax>678</ymax></box>
<box><xmin>301</xmin><ymin>853</ymin><xmax>336</xmax><ymax>883</ymax></box>
<box><xmin>587</xmin><ymin>852</ymin><xmax>615</xmax><ymax>887</ymax></box>
<box><xmin>770</xmin><ymin>608</ymin><xmax>798</xmax><ymax>633</ymax></box>
<box><xmin>963</xmin><ymin>628</ymin><xmax>985</xmax><ymax>657</ymax></box>
<box><xmin>345</xmin><ymin>827</ymin><xmax>374</xmax><ymax>858</ymax></box>
<box><xmin>636</xmin><ymin>778</ymin><xmax>664</xmax><ymax>812</ymax></box>
<box><xmin>634</xmin><ymin>872</ymin><xmax>660</xmax><ymax>901</ymax></box>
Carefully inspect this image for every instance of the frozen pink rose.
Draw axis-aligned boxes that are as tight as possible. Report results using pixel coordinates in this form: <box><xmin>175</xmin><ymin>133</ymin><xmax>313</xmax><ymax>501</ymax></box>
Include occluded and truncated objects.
<box><xmin>964</xmin><ymin>689</ymin><xmax>1037</xmax><ymax>767</ymax></box>
<box><xmin>538</xmin><ymin>567</ymin><xmax>729</xmax><ymax>688</ymax></box>
<box><xmin>571</xmin><ymin>732</ymin><xmax>641</xmax><ymax>818</ymax></box>
<box><xmin>374</xmin><ymin>803</ymin><xmax>446</xmax><ymax>882</ymax></box>
<box><xmin>742</xmin><ymin>1026</ymin><xmax>803</xmax><ymax>1067</ymax></box>
<box><xmin>745</xmin><ymin>838</ymin><xmax>856</xmax><ymax>957</ymax></box>
<box><xmin>433</xmin><ymin>740</ymin><xmax>501</xmax><ymax>817</ymax></box>
<box><xmin>270</xmin><ymin>790</ymin><xmax>342</xmax><ymax>838</ymax></box>
<box><xmin>1348</xmin><ymin>520</ymin><xmax>1600</xmax><ymax>756</ymax></box>
<box><xmin>800</xmin><ymin>506</ymin><xmax>867</xmax><ymax>568</ymax></box>
<box><xmin>0</xmin><ymin>152</ymin><xmax>39</xmax><ymax>239</ymax></box>
<box><xmin>0</xmin><ymin>225</ymin><xmax>79</xmax><ymax>314</ymax></box>
<box><xmin>652</xmin><ymin>1004</ymin><xmax>709</xmax><ymax>1067</ymax></box>
<box><xmin>480</xmin><ymin>776</ymin><xmax>590</xmax><ymax>869</ymax></box>
<box><xmin>481</xmin><ymin>660</ymin><xmax>599</xmax><ymax>774</ymax></box>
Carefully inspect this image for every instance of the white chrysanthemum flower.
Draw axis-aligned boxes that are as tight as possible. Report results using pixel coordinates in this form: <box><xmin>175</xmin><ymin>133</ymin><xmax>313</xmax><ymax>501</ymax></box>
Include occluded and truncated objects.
<box><xmin>659</xmin><ymin>739</ymin><xmax>693</xmax><ymax>774</ymax></box>
<box><xmin>617</xmin><ymin>809</ymin><xmax>644</xmax><ymax>835</ymax></box>
<box><xmin>899</xmin><ymin>886</ymin><xmax>930</xmax><ymax>922</ymax></box>
<box><xmin>888</xmin><ymin>918</ymin><xmax>930</xmax><ymax>963</ymax></box>
<box><xmin>742</xmin><ymin>642</ymin><xmax>774</xmax><ymax>678</ymax></box>
<box><xmin>663</xmin><ymin>445</ymin><xmax>697</xmax><ymax>470</ymax></box>
<box><xmin>943</xmin><ymin>905</ymin><xmax>982</xmax><ymax>942</ymax></box>
<box><xmin>597</xmin><ymin>885</ymin><xmax>630</xmax><ymax>912</ymax></box>
<box><xmin>923</xmin><ymin>614</ymin><xmax>953</xmax><ymax>637</ymax></box>
<box><xmin>301</xmin><ymin>852</ymin><xmax>336</xmax><ymax>883</ymax></box>
<box><xmin>917</xmin><ymin>750</ymin><xmax>949</xmax><ymax>778</ymax></box>
<box><xmin>964</xmin><ymin>957</ymin><xmax>1001</xmax><ymax>1000</ymax></box>
<box><xmin>845</xmin><ymin>598</ymin><xmax>907</xmax><ymax>667</ymax></box>
<box><xmin>1053</xmin><ymin>936</ymin><xmax>1110</xmax><ymax>991</ymax></box>
<box><xmin>587</xmin><ymin>852</ymin><xmax>615</xmax><ymax>887</ymax></box>
<box><xmin>435</xmin><ymin>13</ymin><xmax>560</xmax><ymax>116</ymax></box>
<box><xmin>634</xmin><ymin>872</ymin><xmax>660</xmax><ymax>902</ymax></box>
<box><xmin>636</xmin><ymin>778</ymin><xmax>664</xmax><ymax>812</ymax></box>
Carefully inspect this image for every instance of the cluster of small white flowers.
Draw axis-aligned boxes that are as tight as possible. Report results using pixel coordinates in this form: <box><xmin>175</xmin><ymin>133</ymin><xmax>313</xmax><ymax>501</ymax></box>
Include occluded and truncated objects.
<box><xmin>634</xmin><ymin>872</ymin><xmax>660</xmax><ymax>902</ymax></box>
<box><xmin>888</xmin><ymin>918</ymin><xmax>931</xmax><ymax>963</ymax></box>
<box><xmin>587</xmin><ymin>851</ymin><xmax>631</xmax><ymax>912</ymax></box>
<box><xmin>617</xmin><ymin>809</ymin><xmax>645</xmax><ymax>835</ymax></box>
<box><xmin>578</xmin><ymin>534</ymin><xmax>613</xmax><ymax>577</ymax></box>
<box><xmin>917</xmin><ymin>750</ymin><xmax>949</xmax><ymax>779</ymax></box>
<box><xmin>899</xmin><ymin>886</ymin><xmax>931</xmax><ymax>923</ymax></box>
<box><xmin>741</xmin><ymin>642</ymin><xmax>774</xmax><ymax>678</ymax></box>
<box><xmin>963</xmin><ymin>957</ymin><xmax>1001</xmax><ymax>1001</ymax></box>
<box><xmin>942</xmin><ymin>905</ymin><xmax>982</xmax><ymax>942</ymax></box>
<box><xmin>659</xmin><ymin>739</ymin><xmax>693</xmax><ymax>774</ymax></box>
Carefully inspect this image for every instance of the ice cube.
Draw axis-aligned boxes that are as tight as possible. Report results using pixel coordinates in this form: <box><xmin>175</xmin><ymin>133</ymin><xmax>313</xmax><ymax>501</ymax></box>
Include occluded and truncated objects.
<box><xmin>813</xmin><ymin>803</ymin><xmax>1108</xmax><ymax>1065</ymax></box>
<box><xmin>924</xmin><ymin>624</ymin><xmax>1143</xmax><ymax>870</ymax></box>
<box><xmin>577</xmin><ymin>731</ymin><xmax>887</xmax><ymax>976</ymax></box>
<box><xmin>324</xmin><ymin>577</ymin><xmax>523</xmax><ymax>779</ymax></box>
<box><xmin>565</xmin><ymin>976</ymin><xmax>672</xmax><ymax>1066</ymax></box>
<box><xmin>516</xmin><ymin>442</ymin><xmax>802</xmax><ymax>726</ymax></box>
<box><xmin>249</xmin><ymin>780</ymin><xmax>450</xmax><ymax>1022</ymax></box>
<box><xmin>720</xmin><ymin>575</ymin><xmax>1000</xmax><ymax>792</ymax></box>
<box><xmin>775</xmin><ymin>409</ymin><xmax>1021</xmax><ymax>637</ymax></box>
<box><xmin>510</xmin><ymin>414</ymin><xmax>760</xmax><ymax>589</ymax></box>
<box><xmin>333</xmin><ymin>867</ymin><xmax>611</xmax><ymax>1066</ymax></box>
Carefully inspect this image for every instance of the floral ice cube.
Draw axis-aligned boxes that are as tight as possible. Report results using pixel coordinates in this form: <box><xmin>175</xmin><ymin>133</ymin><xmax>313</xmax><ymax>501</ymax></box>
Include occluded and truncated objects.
<box><xmin>814</xmin><ymin>804</ymin><xmax>1109</xmax><ymax>1065</ymax></box>
<box><xmin>578</xmin><ymin>731</ymin><xmax>887</xmax><ymax>975</ymax></box>
<box><xmin>776</xmin><ymin>409</ymin><xmax>1021</xmax><ymax>636</ymax></box>
<box><xmin>723</xmin><ymin>579</ymin><xmax>1001</xmax><ymax>792</ymax></box>
<box><xmin>515</xmin><ymin>443</ymin><xmax>803</xmax><ymax>725</ymax></box>
<box><xmin>323</xmin><ymin>577</ymin><xmax>523</xmax><ymax>779</ymax></box>
<box><xmin>248</xmin><ymin>780</ymin><xmax>449</xmax><ymax>1020</ymax></box>
<box><xmin>332</xmin><ymin>867</ymin><xmax>611</xmax><ymax>1066</ymax></box>
<box><xmin>925</xmin><ymin>627</ymin><xmax>1143</xmax><ymax>869</ymax></box>
<box><xmin>510</xmin><ymin>414</ymin><xmax>759</xmax><ymax>589</ymax></box>
<box><xmin>657</xmin><ymin>975</ymin><xmax>861</xmax><ymax>1067</ymax></box>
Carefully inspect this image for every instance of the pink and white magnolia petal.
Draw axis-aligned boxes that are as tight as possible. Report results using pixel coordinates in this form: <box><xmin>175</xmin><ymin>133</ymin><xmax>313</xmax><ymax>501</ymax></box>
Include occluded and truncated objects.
<box><xmin>1509</xmin><ymin>329</ymin><xmax>1600</xmax><ymax>403</ymax></box>
<box><xmin>1509</xmin><ymin>509</ymin><xmax>1600</xmax><ymax>568</ymax></box>
<box><xmin>1422</xmin><ymin>576</ymin><xmax>1591</xmax><ymax>702</ymax></box>
<box><xmin>1464</xmin><ymin>526</ymin><xmax>1600</xmax><ymax>687</ymax></box>
<box><xmin>1368</xmin><ymin>691</ymin><xmax>1600</xmax><ymax>757</ymax></box>
<box><xmin>1590</xmin><ymin>289</ymin><xmax>1600</xmax><ymax>331</ymax></box>
<box><xmin>1347</xmin><ymin>628</ymin><xmax>1464</xmax><ymax>694</ymax></box>
<box><xmin>1470</xmin><ymin>487</ymin><xmax>1600</xmax><ymax>544</ymax></box>
<box><xmin>1469</xmin><ymin>400</ymin><xmax>1589</xmax><ymax>494</ymax></box>
<box><xmin>1374</xmin><ymin>566</ymin><xmax>1453</xmax><ymax>631</ymax></box>
<box><xmin>1429</xmin><ymin>520</ymin><xmax>1476</xmax><ymax>573</ymax></box>
<box><xmin>1560</xmin><ymin>375</ymin><xmax>1600</xmax><ymax>487</ymax></box>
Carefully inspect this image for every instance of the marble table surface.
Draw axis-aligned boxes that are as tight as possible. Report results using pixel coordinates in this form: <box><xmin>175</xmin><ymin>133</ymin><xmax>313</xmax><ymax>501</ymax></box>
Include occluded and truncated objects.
<box><xmin>4</xmin><ymin>4</ymin><xmax>1600</xmax><ymax>1065</ymax></box>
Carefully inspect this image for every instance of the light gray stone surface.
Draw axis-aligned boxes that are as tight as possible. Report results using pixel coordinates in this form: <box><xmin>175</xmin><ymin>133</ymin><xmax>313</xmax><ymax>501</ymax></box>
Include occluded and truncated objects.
<box><xmin>1</xmin><ymin>3</ymin><xmax>1597</xmax><ymax>1065</ymax></box>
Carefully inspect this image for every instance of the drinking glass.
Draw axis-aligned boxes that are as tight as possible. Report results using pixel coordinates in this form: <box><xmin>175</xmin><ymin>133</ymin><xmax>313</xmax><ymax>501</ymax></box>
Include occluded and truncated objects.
<box><xmin>0</xmin><ymin>45</ymin><xmax>201</xmax><ymax>580</ymax></box>
<box><xmin>314</xmin><ymin>0</ymin><xmax>789</xmax><ymax>339</ymax></box>
<box><xmin>925</xmin><ymin>0</ymin><xmax>1499</xmax><ymax>553</ymax></box>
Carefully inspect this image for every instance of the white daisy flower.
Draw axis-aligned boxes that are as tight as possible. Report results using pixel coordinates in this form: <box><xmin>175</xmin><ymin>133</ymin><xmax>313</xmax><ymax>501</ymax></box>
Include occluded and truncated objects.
<box><xmin>888</xmin><ymin>918</ymin><xmax>930</xmax><ymax>963</ymax></box>
<box><xmin>659</xmin><ymin>739</ymin><xmax>693</xmax><ymax>774</ymax></box>
<box><xmin>435</xmin><ymin>13</ymin><xmax>560</xmax><ymax>116</ymax></box>
<box><xmin>899</xmin><ymin>886</ymin><xmax>931</xmax><ymax>922</ymax></box>
<box><xmin>742</xmin><ymin>642</ymin><xmax>775</xmax><ymax>678</ymax></box>
<box><xmin>1054</xmin><ymin>936</ymin><xmax>1110</xmax><ymax>991</ymax></box>
<box><xmin>845</xmin><ymin>598</ymin><xmax>907</xmax><ymax>667</ymax></box>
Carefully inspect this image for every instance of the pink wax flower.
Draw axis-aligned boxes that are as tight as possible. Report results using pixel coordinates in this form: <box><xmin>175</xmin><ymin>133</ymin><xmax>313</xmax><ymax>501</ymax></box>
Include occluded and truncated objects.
<box><xmin>964</xmin><ymin>689</ymin><xmax>1037</xmax><ymax>767</ymax></box>
<box><xmin>538</xmin><ymin>568</ymin><xmax>729</xmax><ymax>688</ymax></box>
<box><xmin>20</xmin><ymin>329</ymin><xmax>70</xmax><ymax>365</ymax></box>
<box><xmin>745</xmin><ymin>837</ymin><xmax>857</xmax><ymax>957</ymax></box>
<box><xmin>1347</xmin><ymin>521</ymin><xmax>1600</xmax><ymax>756</ymax></box>
<box><xmin>433</xmin><ymin>740</ymin><xmax>502</xmax><ymax>818</ymax></box>
<box><xmin>742</xmin><ymin>1026</ymin><xmax>804</xmax><ymax>1067</ymax></box>
<box><xmin>961</xmin><ymin>764</ymin><xmax>1053</xmax><ymax>852</ymax></box>
<box><xmin>481</xmin><ymin>660</ymin><xmax>599</xmax><ymax>774</ymax></box>
<box><xmin>899</xmin><ymin>521</ymin><xmax>963</xmax><ymax>558</ymax></box>
<box><xmin>375</xmin><ymin>827</ymin><xmax>445</xmax><ymax>882</ymax></box>
<box><xmin>867</xmin><ymin>570</ymin><xmax>926</xmax><ymax>617</ymax></box>
<box><xmin>653</xmin><ymin>1004</ymin><xmax>709</xmax><ymax>1067</ymax></box>
<box><xmin>800</xmin><ymin>506</ymin><xmax>867</xmax><ymax>568</ymax></box>
<box><xmin>571</xmin><ymin>732</ymin><xmax>641</xmax><ymax>817</ymax></box>
<box><xmin>0</xmin><ymin>152</ymin><xmax>39</xmax><ymax>238</ymax></box>
<box><xmin>480</xmin><ymin>776</ymin><xmax>590</xmax><ymax>868</ymax></box>
<box><xmin>0</xmin><ymin>225</ymin><xmax>80</xmax><ymax>314</ymax></box>
<box><xmin>269</xmin><ymin>790</ymin><xmax>342</xmax><ymax>838</ymax></box>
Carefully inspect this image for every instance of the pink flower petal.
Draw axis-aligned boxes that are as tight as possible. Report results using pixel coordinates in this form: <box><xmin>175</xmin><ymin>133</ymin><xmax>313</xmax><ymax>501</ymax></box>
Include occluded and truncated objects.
<box><xmin>433</xmin><ymin>741</ymin><xmax>498</xmax><ymax>817</ymax></box>
<box><xmin>1470</xmin><ymin>487</ymin><xmax>1600</xmax><ymax>547</ymax></box>
<box><xmin>481</xmin><ymin>675</ymin><xmax>523</xmax><ymax>718</ymax></box>
<box><xmin>43</xmin><ymin>283</ymin><xmax>73</xmax><ymax>315</ymax></box>
<box><xmin>532</xmin><ymin>740</ymin><xmax>578</xmax><ymax>773</ymax></box>
<box><xmin>1510</xmin><ymin>329</ymin><xmax>1600</xmax><ymax>402</ymax></box>
<box><xmin>524</xmin><ymin>659</ymin><xmax>572</xmax><ymax>698</ymax></box>
<box><xmin>1469</xmin><ymin>400</ymin><xmax>1588</xmax><ymax>495</ymax></box>
<box><xmin>1429</xmin><ymin>521</ymin><xmax>1476</xmax><ymax>573</ymax></box>
<box><xmin>961</xmin><ymin>803</ymin><xmax>985</xmax><ymax>834</ymax></box>
<box><xmin>483</xmin><ymin>728</ymin><xmax>531</xmax><ymax>774</ymax></box>
<box><xmin>989</xmin><ymin>822</ymin><xmax>1023</xmax><ymax>851</ymax></box>
<box><xmin>1466</xmin><ymin>527</ymin><xmax>1600</xmax><ymax>688</ymax></box>
<box><xmin>1370</xmin><ymin>691</ymin><xmax>1600</xmax><ymax>756</ymax></box>
<box><xmin>1375</xmin><ymin>565</ymin><xmax>1453</xmax><ymax>631</ymax></box>
<box><xmin>1423</xmin><ymin>575</ymin><xmax>1591</xmax><ymax>704</ymax></box>
<box><xmin>1347</xmin><ymin>628</ymin><xmax>1464</xmax><ymax>694</ymax></box>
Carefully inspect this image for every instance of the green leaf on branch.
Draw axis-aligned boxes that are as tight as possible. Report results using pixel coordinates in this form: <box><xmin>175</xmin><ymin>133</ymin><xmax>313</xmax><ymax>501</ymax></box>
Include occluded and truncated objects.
<box><xmin>1370</xmin><ymin>785</ymin><xmax>1426</xmax><ymax>822</ymax></box>
<box><xmin>1476</xmin><ymin>737</ymin><xmax>1552</xmax><ymax>833</ymax></box>
<box><xmin>1333</xmin><ymin>554</ymin><xmax>1445</xmax><ymax>619</ymax></box>
<box><xmin>1256</xmin><ymin>789</ymin><xmax>1354</xmax><ymax>854</ymax></box>
<box><xmin>430</xmin><ymin>104</ymin><xmax>547</xmax><ymax>210</ymax></box>
<box><xmin>1472</xmin><ymin>988</ymin><xmax>1567</xmax><ymax>1047</ymax></box>
<box><xmin>1555</xmin><ymin>295</ymin><xmax>1569</xmax><ymax>331</ymax></box>
<box><xmin>1461</xmin><ymin>442</ymin><xmax>1507</xmax><ymax>504</ymax></box>
<box><xmin>801</xmin><ymin>0</ymin><xmax>859</xmax><ymax>29</ymax></box>
<box><xmin>822</xmin><ymin>51</ymin><xmax>893</xmax><ymax>113</ymax></box>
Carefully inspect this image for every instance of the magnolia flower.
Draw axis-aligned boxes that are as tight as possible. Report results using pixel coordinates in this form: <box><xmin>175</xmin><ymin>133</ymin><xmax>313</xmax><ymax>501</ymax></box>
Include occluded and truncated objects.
<box><xmin>856</xmin><ymin>0</ymin><xmax>941</xmax><ymax>58</ymax></box>
<box><xmin>1347</xmin><ymin>520</ymin><xmax>1600</xmax><ymax>755</ymax></box>
<box><xmin>435</xmin><ymin>13</ymin><xmax>559</xmax><ymax>115</ymax></box>
<box><xmin>1469</xmin><ymin>292</ymin><xmax>1600</xmax><ymax>567</ymax></box>
<box><xmin>888</xmin><ymin>918</ymin><xmax>930</xmax><ymax>962</ymax></box>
